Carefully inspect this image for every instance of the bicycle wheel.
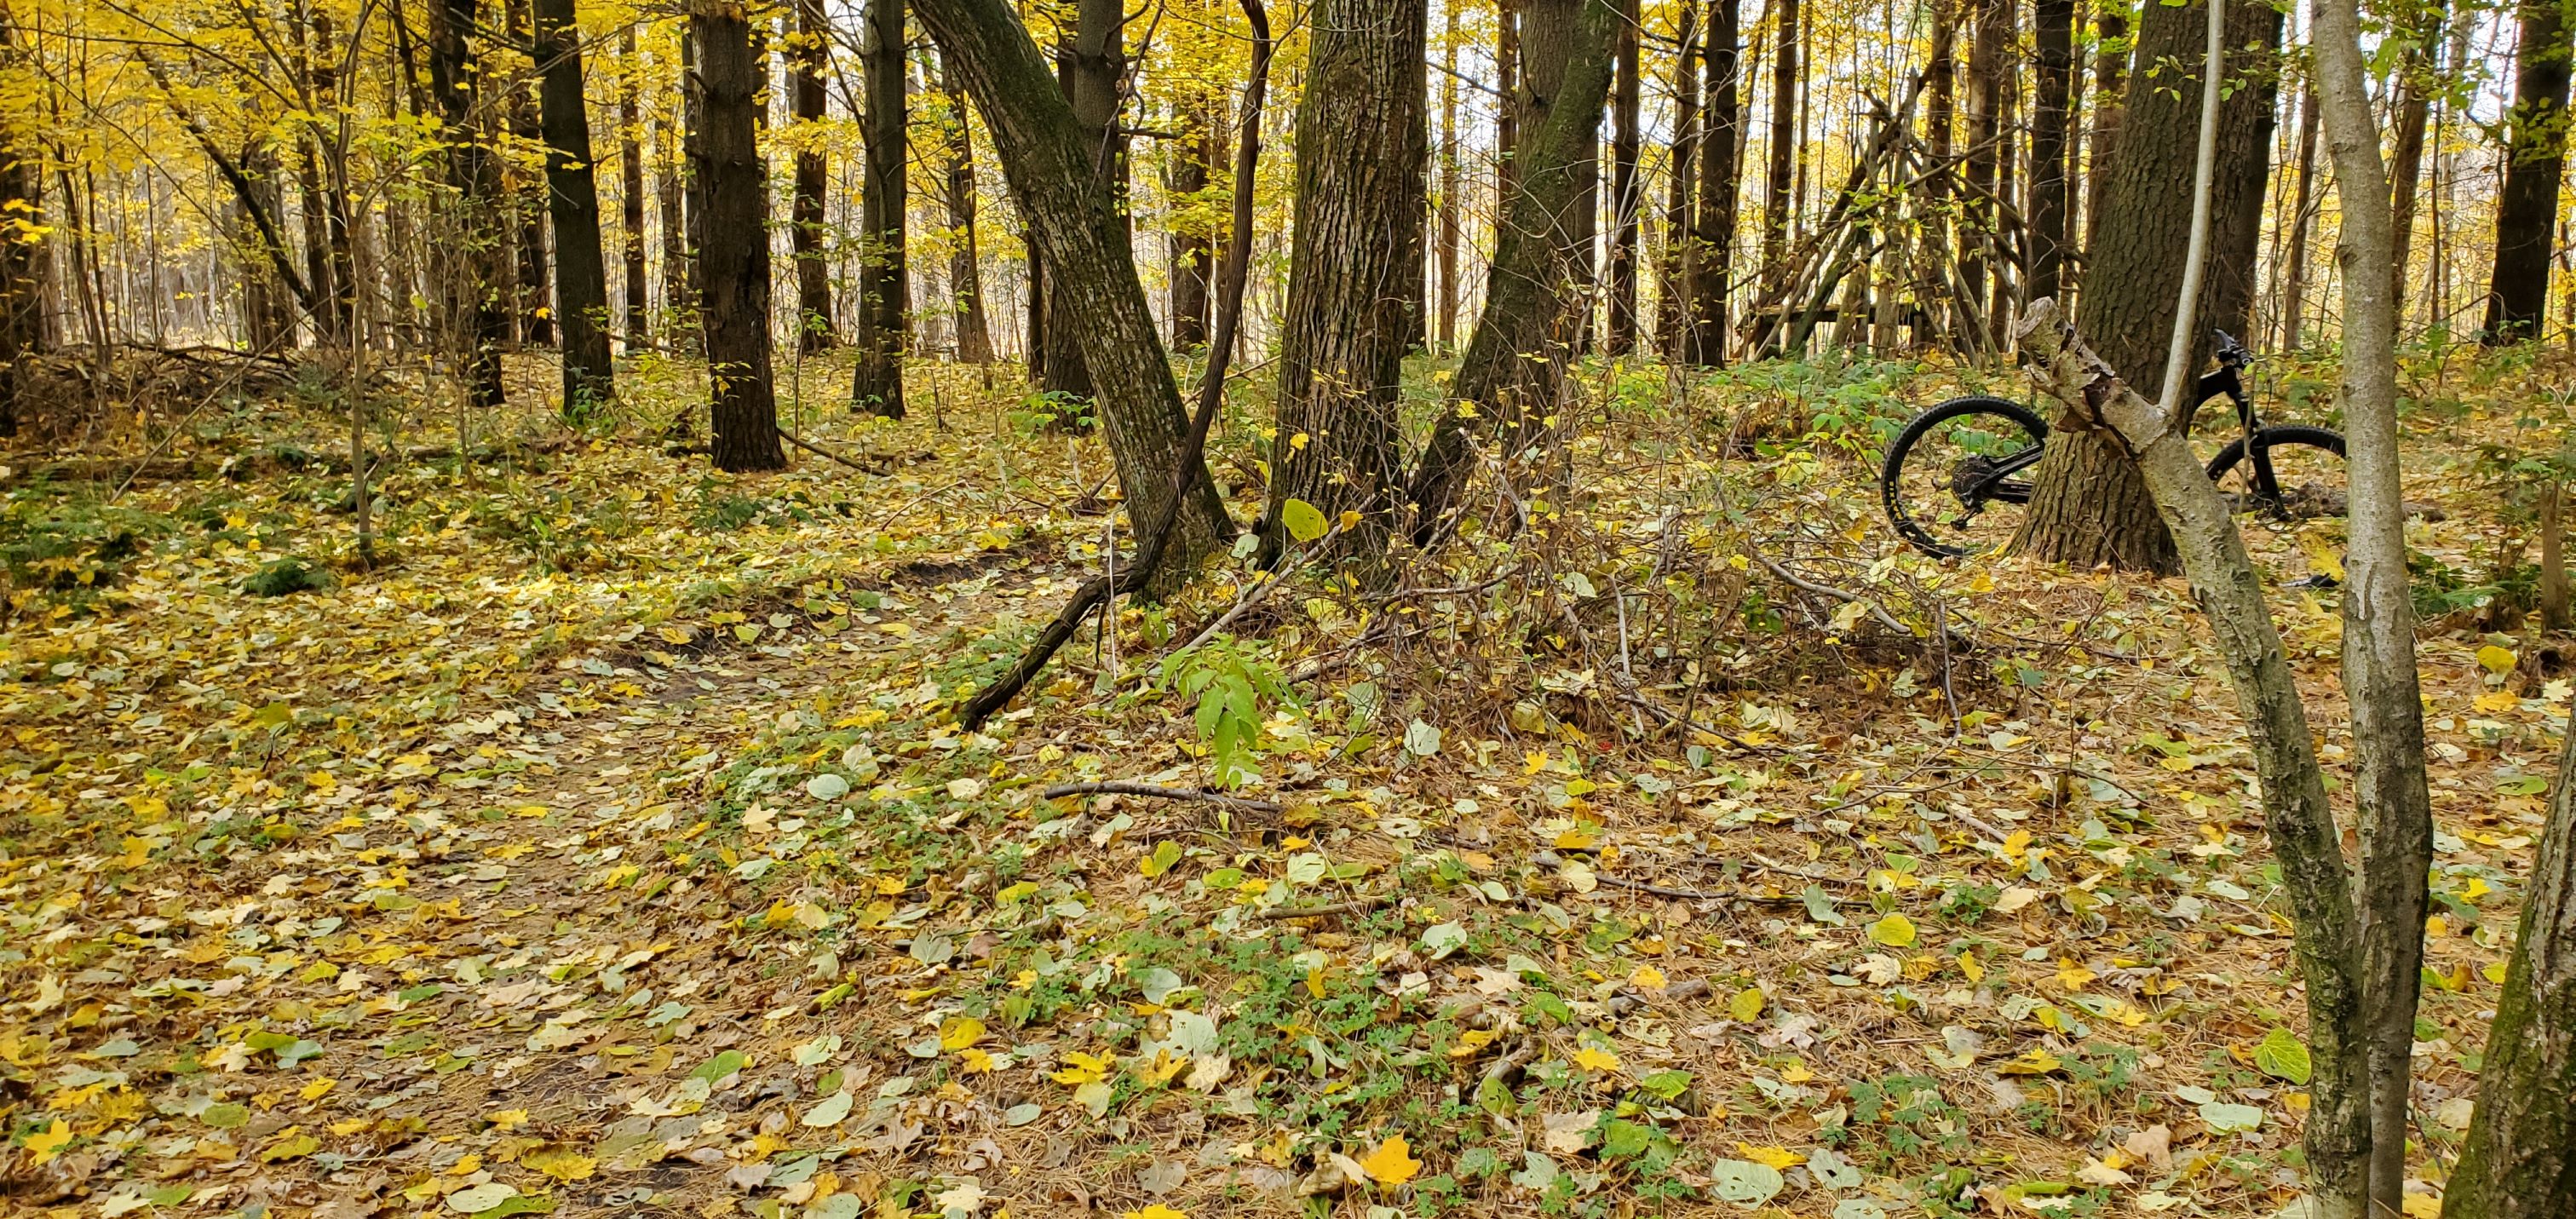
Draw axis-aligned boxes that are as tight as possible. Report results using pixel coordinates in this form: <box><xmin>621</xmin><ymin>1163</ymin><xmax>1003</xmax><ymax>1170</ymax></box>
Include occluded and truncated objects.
<box><xmin>1880</xmin><ymin>396</ymin><xmax>2050</xmax><ymax>558</ymax></box>
<box><xmin>2205</xmin><ymin>426</ymin><xmax>2347</xmax><ymax>522</ymax></box>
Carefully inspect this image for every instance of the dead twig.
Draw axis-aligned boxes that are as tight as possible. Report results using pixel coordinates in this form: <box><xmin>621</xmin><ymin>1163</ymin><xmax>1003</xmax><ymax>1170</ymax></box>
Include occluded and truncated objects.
<box><xmin>1252</xmin><ymin>895</ymin><xmax>1391</xmax><ymax>921</ymax></box>
<box><xmin>1041</xmin><ymin>780</ymin><xmax>1283</xmax><ymax>812</ymax></box>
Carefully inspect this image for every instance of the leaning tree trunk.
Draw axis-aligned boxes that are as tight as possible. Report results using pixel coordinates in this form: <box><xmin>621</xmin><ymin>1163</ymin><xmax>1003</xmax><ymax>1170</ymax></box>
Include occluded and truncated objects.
<box><xmin>2011</xmin><ymin>0</ymin><xmax>2278</xmax><ymax>572</ymax></box>
<box><xmin>791</xmin><ymin>0</ymin><xmax>835</xmax><ymax>351</ymax></box>
<box><xmin>940</xmin><ymin>51</ymin><xmax>993</xmax><ymax>364</ymax></box>
<box><xmin>2314</xmin><ymin>0</ymin><xmax>2438</xmax><ymax>1206</ymax></box>
<box><xmin>912</xmin><ymin>0</ymin><xmax>1233</xmax><ymax>572</ymax></box>
<box><xmin>2483</xmin><ymin>0</ymin><xmax>2573</xmax><ymax>344</ymax></box>
<box><xmin>534</xmin><ymin>0</ymin><xmax>615</xmax><ymax>409</ymax></box>
<box><xmin>1406</xmin><ymin>0</ymin><xmax>1619</xmax><ymax>539</ymax></box>
<box><xmin>1260</xmin><ymin>0</ymin><xmax>1427</xmax><ymax>566</ymax></box>
<box><xmin>2445</xmin><ymin>716</ymin><xmax>2576</xmax><ymax>1219</ymax></box>
<box><xmin>851</xmin><ymin>0</ymin><xmax>906</xmax><ymax>417</ymax></box>
<box><xmin>1038</xmin><ymin>0</ymin><xmax>1125</xmax><ymax>403</ymax></box>
<box><xmin>690</xmin><ymin>1</ymin><xmax>783</xmax><ymax>471</ymax></box>
<box><xmin>1438</xmin><ymin>4</ymin><xmax>1463</xmax><ymax>354</ymax></box>
<box><xmin>429</xmin><ymin>0</ymin><xmax>508</xmax><ymax>407</ymax></box>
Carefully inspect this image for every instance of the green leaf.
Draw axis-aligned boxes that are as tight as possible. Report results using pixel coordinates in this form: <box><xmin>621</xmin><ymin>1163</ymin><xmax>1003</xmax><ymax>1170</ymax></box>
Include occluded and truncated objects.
<box><xmin>687</xmin><ymin>1049</ymin><xmax>747</xmax><ymax>1084</ymax></box>
<box><xmin>198</xmin><ymin>1103</ymin><xmax>250</xmax><ymax>1129</ymax></box>
<box><xmin>2199</xmin><ymin>1101</ymin><xmax>2264</xmax><ymax>1133</ymax></box>
<box><xmin>2254</xmin><ymin>1028</ymin><xmax>2312</xmax><ymax>1084</ymax></box>
<box><xmin>1636</xmin><ymin>1069</ymin><xmax>1693</xmax><ymax>1101</ymax></box>
<box><xmin>1600</xmin><ymin>1118</ymin><xmax>1653</xmax><ymax>1159</ymax></box>
<box><xmin>1279</xmin><ymin>498</ymin><xmax>1327</xmax><ymax>543</ymax></box>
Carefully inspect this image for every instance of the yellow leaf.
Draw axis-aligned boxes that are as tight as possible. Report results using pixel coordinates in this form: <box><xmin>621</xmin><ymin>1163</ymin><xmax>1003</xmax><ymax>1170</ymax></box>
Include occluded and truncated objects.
<box><xmin>1050</xmin><ymin>1050</ymin><xmax>1113</xmax><ymax>1086</ymax></box>
<box><xmin>1356</xmin><ymin>1133</ymin><xmax>1421</xmax><ymax>1187</ymax></box>
<box><xmin>1999</xmin><ymin>1049</ymin><xmax>2063</xmax><ymax>1075</ymax></box>
<box><xmin>2477</xmin><ymin>645</ymin><xmax>2517</xmax><ymax>675</ymax></box>
<box><xmin>300</xmin><ymin>1077</ymin><xmax>337</xmax><ymax>1101</ymax></box>
<box><xmin>1122</xmin><ymin>1207</ymin><xmax>1191</xmax><ymax>1219</ymax></box>
<box><xmin>1629</xmin><ymin>964</ymin><xmax>1667</xmax><ymax>992</ymax></box>
<box><xmin>2485</xmin><ymin>962</ymin><xmax>2510</xmax><ymax>985</ymax></box>
<box><xmin>490</xmin><ymin>1108</ymin><xmax>531</xmax><ymax>1131</ymax></box>
<box><xmin>1572</xmin><ymin>1045</ymin><xmax>1621</xmax><ymax>1072</ymax></box>
<box><xmin>956</xmin><ymin>1047</ymin><xmax>997</xmax><ymax>1073</ymax></box>
<box><xmin>524</xmin><ymin>1145</ymin><xmax>597</xmax><ymax>1182</ymax></box>
<box><xmin>1867</xmin><ymin>913</ymin><xmax>1917</xmax><ymax>948</ymax></box>
<box><xmin>1728</xmin><ymin>986</ymin><xmax>1765</xmax><ymax>1022</ymax></box>
<box><xmin>1448</xmin><ymin>1028</ymin><xmax>1500</xmax><ymax>1058</ymax></box>
<box><xmin>940</xmin><ymin>1017</ymin><xmax>986</xmax><ymax>1051</ymax></box>
<box><xmin>1958</xmin><ymin>952</ymin><xmax>1985</xmax><ymax>984</ymax></box>
<box><xmin>1735</xmin><ymin>1142</ymin><xmax>1805</xmax><ymax>1170</ymax></box>
<box><xmin>22</xmin><ymin>1118</ymin><xmax>70</xmax><ymax>1164</ymax></box>
<box><xmin>2056</xmin><ymin>960</ymin><xmax>2098</xmax><ymax>992</ymax></box>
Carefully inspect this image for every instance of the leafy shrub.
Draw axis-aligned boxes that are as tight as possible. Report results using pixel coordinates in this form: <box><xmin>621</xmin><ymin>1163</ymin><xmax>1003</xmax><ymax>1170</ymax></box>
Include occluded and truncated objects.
<box><xmin>239</xmin><ymin>556</ymin><xmax>331</xmax><ymax>597</ymax></box>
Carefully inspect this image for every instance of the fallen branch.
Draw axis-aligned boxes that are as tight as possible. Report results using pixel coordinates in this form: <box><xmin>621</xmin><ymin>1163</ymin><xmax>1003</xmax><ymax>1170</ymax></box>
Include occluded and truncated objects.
<box><xmin>1251</xmin><ymin>896</ymin><xmax>1391</xmax><ymax>922</ymax></box>
<box><xmin>778</xmin><ymin>428</ymin><xmax>877</xmax><ymax>474</ymax></box>
<box><xmin>1040</xmin><ymin>780</ymin><xmax>1282</xmax><ymax>812</ymax></box>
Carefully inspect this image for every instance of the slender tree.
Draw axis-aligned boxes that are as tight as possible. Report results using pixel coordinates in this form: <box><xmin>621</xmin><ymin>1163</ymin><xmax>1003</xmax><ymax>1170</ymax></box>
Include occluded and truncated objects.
<box><xmin>0</xmin><ymin>4</ymin><xmax>40</xmax><ymax>437</ymax></box>
<box><xmin>1686</xmin><ymin>0</ymin><xmax>1739</xmax><ymax>364</ymax></box>
<box><xmin>2388</xmin><ymin>0</ymin><xmax>2443</xmax><ymax>322</ymax></box>
<box><xmin>1659</xmin><ymin>0</ymin><xmax>1698</xmax><ymax>357</ymax></box>
<box><xmin>1759</xmin><ymin>0</ymin><xmax>1796</xmax><ymax>290</ymax></box>
<box><xmin>2485</xmin><ymin>0</ymin><xmax>2573</xmax><ymax>343</ymax></box>
<box><xmin>1168</xmin><ymin>92</ymin><xmax>1213</xmax><ymax>350</ymax></box>
<box><xmin>940</xmin><ymin>51</ymin><xmax>992</xmax><ymax>364</ymax></box>
<box><xmin>852</xmin><ymin>0</ymin><xmax>906</xmax><ymax>417</ymax></box>
<box><xmin>791</xmin><ymin>0</ymin><xmax>835</xmax><ymax>351</ymax></box>
<box><xmin>1605</xmin><ymin>0</ymin><xmax>1641</xmax><ymax>353</ymax></box>
<box><xmin>505</xmin><ymin>0</ymin><xmax>552</xmax><ymax>346</ymax></box>
<box><xmin>618</xmin><ymin>28</ymin><xmax>649</xmax><ymax>347</ymax></box>
<box><xmin>691</xmin><ymin>0</ymin><xmax>783</xmax><ymax>469</ymax></box>
<box><xmin>2280</xmin><ymin>77</ymin><xmax>2320</xmax><ymax>349</ymax></box>
<box><xmin>1437</xmin><ymin>3</ymin><xmax>1463</xmax><ymax>354</ymax></box>
<box><xmin>429</xmin><ymin>0</ymin><xmax>508</xmax><ymax>407</ymax></box>
<box><xmin>1263</xmin><ymin>0</ymin><xmax>1428</xmax><ymax>564</ymax></box>
<box><xmin>532</xmin><ymin>0</ymin><xmax>614</xmax><ymax>409</ymax></box>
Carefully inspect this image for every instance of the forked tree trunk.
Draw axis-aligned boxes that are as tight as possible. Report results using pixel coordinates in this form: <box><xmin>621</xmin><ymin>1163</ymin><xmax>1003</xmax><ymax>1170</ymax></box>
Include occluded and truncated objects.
<box><xmin>2019</xmin><ymin>300</ymin><xmax>2372</xmax><ymax>1219</ymax></box>
<box><xmin>2484</xmin><ymin>0</ymin><xmax>2573</xmax><ymax>344</ymax></box>
<box><xmin>533</xmin><ymin>0</ymin><xmax>615</xmax><ymax>408</ymax></box>
<box><xmin>791</xmin><ymin>0</ymin><xmax>836</xmax><ymax>351</ymax></box>
<box><xmin>912</xmin><ymin>0</ymin><xmax>1233</xmax><ymax>571</ymax></box>
<box><xmin>2445</xmin><ymin>716</ymin><xmax>2576</xmax><ymax>1218</ymax></box>
<box><xmin>429</xmin><ymin>0</ymin><xmax>507</xmax><ymax>407</ymax></box>
<box><xmin>1605</xmin><ymin>0</ymin><xmax>1641</xmax><ymax>354</ymax></box>
<box><xmin>1262</xmin><ymin>0</ymin><xmax>1426</xmax><ymax>565</ymax></box>
<box><xmin>690</xmin><ymin>1</ymin><xmax>783</xmax><ymax>470</ymax></box>
<box><xmin>2012</xmin><ymin>0</ymin><xmax>2277</xmax><ymax>572</ymax></box>
<box><xmin>940</xmin><ymin>52</ymin><xmax>993</xmax><ymax>365</ymax></box>
<box><xmin>2314</xmin><ymin>0</ymin><xmax>2437</xmax><ymax>1205</ymax></box>
<box><xmin>1407</xmin><ymin>0</ymin><xmax>1619</xmax><ymax>538</ymax></box>
<box><xmin>851</xmin><ymin>0</ymin><xmax>906</xmax><ymax>417</ymax></box>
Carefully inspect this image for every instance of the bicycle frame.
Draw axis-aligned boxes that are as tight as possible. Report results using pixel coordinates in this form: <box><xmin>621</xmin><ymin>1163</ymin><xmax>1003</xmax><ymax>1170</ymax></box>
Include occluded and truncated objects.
<box><xmin>1952</xmin><ymin>331</ymin><xmax>2283</xmax><ymax>513</ymax></box>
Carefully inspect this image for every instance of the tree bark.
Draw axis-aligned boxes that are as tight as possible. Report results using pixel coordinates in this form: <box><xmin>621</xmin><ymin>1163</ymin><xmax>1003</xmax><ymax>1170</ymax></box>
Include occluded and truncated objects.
<box><xmin>792</xmin><ymin>0</ymin><xmax>837</xmax><ymax>352</ymax></box>
<box><xmin>1518</xmin><ymin>0</ymin><xmax>1597</xmax><ymax>349</ymax></box>
<box><xmin>852</xmin><ymin>0</ymin><xmax>906</xmax><ymax>417</ymax></box>
<box><xmin>2280</xmin><ymin>78</ymin><xmax>2320</xmax><ymax>350</ymax></box>
<box><xmin>505</xmin><ymin>0</ymin><xmax>553</xmax><ymax>348</ymax></box>
<box><xmin>2021</xmin><ymin>301</ymin><xmax>2371</xmax><ymax>1219</ymax></box>
<box><xmin>2084</xmin><ymin>6</ymin><xmax>2126</xmax><ymax>256</ymax></box>
<box><xmin>912</xmin><ymin>0</ymin><xmax>1232</xmax><ymax>569</ymax></box>
<box><xmin>1438</xmin><ymin>3</ymin><xmax>1463</xmax><ymax>354</ymax></box>
<box><xmin>618</xmin><ymin>27</ymin><xmax>650</xmax><ymax>348</ymax></box>
<box><xmin>940</xmin><ymin>51</ymin><xmax>993</xmax><ymax>364</ymax></box>
<box><xmin>305</xmin><ymin>11</ymin><xmax>359</xmax><ymax>345</ymax></box>
<box><xmin>1759</xmin><ymin>0</ymin><xmax>1797</xmax><ymax>287</ymax></box>
<box><xmin>2012</xmin><ymin>0</ymin><xmax>2279</xmax><ymax>573</ymax></box>
<box><xmin>1686</xmin><ymin>0</ymin><xmax>1738</xmax><ymax>365</ymax></box>
<box><xmin>2543</xmin><ymin>482</ymin><xmax>2570</xmax><ymax>632</ymax></box>
<box><xmin>533</xmin><ymin>0</ymin><xmax>615</xmax><ymax>408</ymax></box>
<box><xmin>691</xmin><ymin>1</ymin><xmax>783</xmax><ymax>471</ymax></box>
<box><xmin>1962</xmin><ymin>0</ymin><xmax>2001</xmax><ymax>323</ymax></box>
<box><xmin>1659</xmin><ymin>0</ymin><xmax>1697</xmax><ymax>359</ymax></box>
<box><xmin>2445</xmin><ymin>716</ymin><xmax>2576</xmax><ymax>1219</ymax></box>
<box><xmin>1038</xmin><ymin>0</ymin><xmax>1125</xmax><ymax>402</ymax></box>
<box><xmin>657</xmin><ymin>107</ymin><xmax>693</xmax><ymax>349</ymax></box>
<box><xmin>1406</xmin><ymin>0</ymin><xmax>1619</xmax><ymax>538</ymax></box>
<box><xmin>429</xmin><ymin>0</ymin><xmax>508</xmax><ymax>407</ymax></box>
<box><xmin>2388</xmin><ymin>0</ymin><xmax>2443</xmax><ymax>325</ymax></box>
<box><xmin>2027</xmin><ymin>0</ymin><xmax>2073</xmax><ymax>302</ymax></box>
<box><xmin>1605</xmin><ymin>0</ymin><xmax>1641</xmax><ymax>354</ymax></box>
<box><xmin>2314</xmin><ymin>0</ymin><xmax>2438</xmax><ymax>1207</ymax></box>
<box><xmin>2484</xmin><ymin>0</ymin><xmax>2572</xmax><ymax>344</ymax></box>
<box><xmin>1262</xmin><ymin>0</ymin><xmax>1426</xmax><ymax>566</ymax></box>
<box><xmin>0</xmin><ymin>9</ymin><xmax>41</xmax><ymax>437</ymax></box>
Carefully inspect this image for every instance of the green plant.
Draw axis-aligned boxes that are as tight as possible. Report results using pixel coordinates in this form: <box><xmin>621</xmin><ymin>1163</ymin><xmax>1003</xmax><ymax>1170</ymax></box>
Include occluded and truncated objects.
<box><xmin>1157</xmin><ymin>637</ymin><xmax>1294</xmax><ymax>789</ymax></box>
<box><xmin>239</xmin><ymin>556</ymin><xmax>331</xmax><ymax>597</ymax></box>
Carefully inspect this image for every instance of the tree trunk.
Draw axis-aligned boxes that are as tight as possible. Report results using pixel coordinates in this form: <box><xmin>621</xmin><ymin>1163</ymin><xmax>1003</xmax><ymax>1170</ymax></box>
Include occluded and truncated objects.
<box><xmin>2542</xmin><ymin>482</ymin><xmax>2570</xmax><ymax>632</ymax></box>
<box><xmin>940</xmin><ymin>51</ymin><xmax>994</xmax><ymax>364</ymax></box>
<box><xmin>2314</xmin><ymin>0</ymin><xmax>2438</xmax><ymax>1207</ymax></box>
<box><xmin>1605</xmin><ymin>0</ymin><xmax>1641</xmax><ymax>354</ymax></box>
<box><xmin>0</xmin><ymin>14</ymin><xmax>41</xmax><ymax>438</ymax></box>
<box><xmin>534</xmin><ymin>0</ymin><xmax>614</xmax><ymax>409</ymax></box>
<box><xmin>1262</xmin><ymin>0</ymin><xmax>1426</xmax><ymax>566</ymax></box>
<box><xmin>1438</xmin><ymin>3</ymin><xmax>1463</xmax><ymax>354</ymax></box>
<box><xmin>2444</xmin><ymin>716</ymin><xmax>2576</xmax><ymax>1219</ymax></box>
<box><xmin>1924</xmin><ymin>0</ymin><xmax>1953</xmax><ymax>346</ymax></box>
<box><xmin>691</xmin><ymin>1</ymin><xmax>783</xmax><ymax>471</ymax></box>
<box><xmin>1518</xmin><ymin>0</ymin><xmax>1597</xmax><ymax>350</ymax></box>
<box><xmin>618</xmin><ymin>28</ymin><xmax>650</xmax><ymax>348</ymax></box>
<box><xmin>1659</xmin><ymin>0</ymin><xmax>1697</xmax><ymax>359</ymax></box>
<box><xmin>1686</xmin><ymin>0</ymin><xmax>1738</xmax><ymax>365</ymax></box>
<box><xmin>306</xmin><ymin>11</ymin><xmax>360</xmax><ymax>345</ymax></box>
<box><xmin>237</xmin><ymin>142</ymin><xmax>298</xmax><ymax>353</ymax></box>
<box><xmin>657</xmin><ymin>108</ymin><xmax>693</xmax><ymax>349</ymax></box>
<box><xmin>1168</xmin><ymin>93</ymin><xmax>1213</xmax><ymax>350</ymax></box>
<box><xmin>2388</xmin><ymin>0</ymin><xmax>2443</xmax><ymax>326</ymax></box>
<box><xmin>1407</xmin><ymin>0</ymin><xmax>1619</xmax><ymax>538</ymax></box>
<box><xmin>912</xmin><ymin>0</ymin><xmax>1233</xmax><ymax>572</ymax></box>
<box><xmin>1759</xmin><ymin>0</ymin><xmax>1796</xmax><ymax>286</ymax></box>
<box><xmin>852</xmin><ymin>0</ymin><xmax>906</xmax><ymax>417</ymax></box>
<box><xmin>2012</xmin><ymin>0</ymin><xmax>2278</xmax><ymax>573</ymax></box>
<box><xmin>2084</xmin><ymin>7</ymin><xmax>2126</xmax><ymax>256</ymax></box>
<box><xmin>791</xmin><ymin>0</ymin><xmax>836</xmax><ymax>352</ymax></box>
<box><xmin>505</xmin><ymin>0</ymin><xmax>552</xmax><ymax>347</ymax></box>
<box><xmin>1498</xmin><ymin>0</ymin><xmax>1518</xmax><ymax>193</ymax></box>
<box><xmin>2280</xmin><ymin>79</ymin><xmax>2320</xmax><ymax>350</ymax></box>
<box><xmin>2484</xmin><ymin>0</ymin><xmax>2572</xmax><ymax>344</ymax></box>
<box><xmin>1962</xmin><ymin>0</ymin><xmax>2003</xmax><ymax>326</ymax></box>
<box><xmin>430</xmin><ymin>0</ymin><xmax>508</xmax><ymax>407</ymax></box>
<box><xmin>1038</xmin><ymin>0</ymin><xmax>1125</xmax><ymax>402</ymax></box>
<box><xmin>2027</xmin><ymin>0</ymin><xmax>2073</xmax><ymax>302</ymax></box>
<box><xmin>2021</xmin><ymin>301</ymin><xmax>2371</xmax><ymax>1219</ymax></box>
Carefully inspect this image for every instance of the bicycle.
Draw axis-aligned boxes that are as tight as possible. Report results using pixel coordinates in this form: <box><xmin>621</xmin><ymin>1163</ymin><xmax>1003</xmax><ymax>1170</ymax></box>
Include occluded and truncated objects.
<box><xmin>1878</xmin><ymin>331</ymin><xmax>2347</xmax><ymax>558</ymax></box>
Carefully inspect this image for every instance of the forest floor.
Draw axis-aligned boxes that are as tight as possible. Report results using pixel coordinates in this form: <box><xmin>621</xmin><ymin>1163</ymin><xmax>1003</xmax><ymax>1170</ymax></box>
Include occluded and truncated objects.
<box><xmin>1</xmin><ymin>343</ymin><xmax>2570</xmax><ymax>1219</ymax></box>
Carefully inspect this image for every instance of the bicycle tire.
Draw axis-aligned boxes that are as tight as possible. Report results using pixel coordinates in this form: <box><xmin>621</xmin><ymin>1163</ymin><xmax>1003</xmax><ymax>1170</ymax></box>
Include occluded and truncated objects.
<box><xmin>1880</xmin><ymin>396</ymin><xmax>2050</xmax><ymax>558</ymax></box>
<box><xmin>2205</xmin><ymin>425</ymin><xmax>2346</xmax><ymax>518</ymax></box>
